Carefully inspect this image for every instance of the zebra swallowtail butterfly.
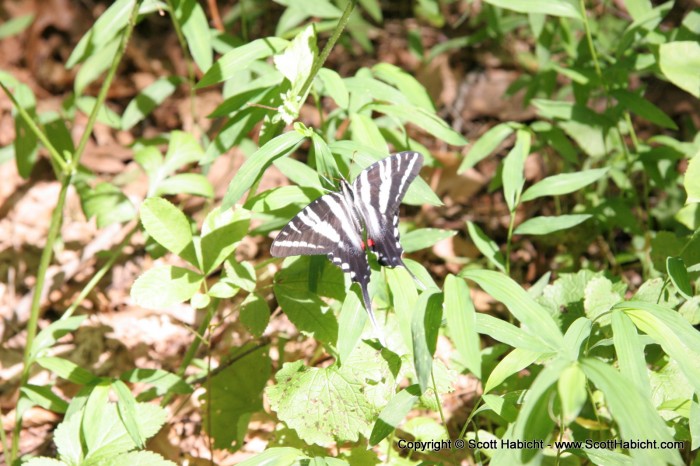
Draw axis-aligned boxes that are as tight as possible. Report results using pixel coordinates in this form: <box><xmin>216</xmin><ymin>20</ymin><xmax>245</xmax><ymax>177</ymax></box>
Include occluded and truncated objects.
<box><xmin>271</xmin><ymin>151</ymin><xmax>424</xmax><ymax>343</ymax></box>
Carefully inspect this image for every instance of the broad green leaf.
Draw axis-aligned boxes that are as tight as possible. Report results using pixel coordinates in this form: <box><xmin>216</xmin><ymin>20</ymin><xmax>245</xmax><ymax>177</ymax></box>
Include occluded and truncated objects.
<box><xmin>462</xmin><ymin>270</ymin><xmax>565</xmax><ymax>350</ymax></box>
<box><xmin>223</xmin><ymin>258</ymin><xmax>257</xmax><ymax>293</ymax></box>
<box><xmin>369</xmin><ymin>385</ymin><xmax>421</xmax><ymax>445</ymax></box>
<box><xmin>610</xmin><ymin>89</ymin><xmax>677</xmax><ymax>130</ymax></box>
<box><xmin>502</xmin><ymin>129</ymin><xmax>530</xmax><ymax>212</ymax></box>
<box><xmin>345</xmin><ymin>75</ymin><xmax>411</xmax><ymax>107</ymax></box>
<box><xmin>21</xmin><ymin>385</ymin><xmax>68</xmax><ymax>414</ymax></box>
<box><xmin>155</xmin><ymin>173</ymin><xmax>214</xmax><ymax>199</ymax></box>
<box><xmin>372</xmin><ymin>63</ymin><xmax>434</xmax><ymax>111</ymax></box>
<box><xmin>475</xmin><ymin>313</ymin><xmax>552</xmax><ymax>352</ymax></box>
<box><xmin>514</xmin><ymin>214</ymin><xmax>592</xmax><ymax>235</ymax></box>
<box><xmin>112</xmin><ymin>379</ymin><xmax>144</xmax><ymax>448</ymax></box>
<box><xmin>222</xmin><ymin>131</ymin><xmax>305</xmax><ymax>209</ymax></box>
<box><xmin>30</xmin><ymin>315</ymin><xmax>87</xmax><ymax>362</ymax></box>
<box><xmin>102</xmin><ymin>451</ymin><xmax>176</xmax><ymax>466</ymax></box>
<box><xmin>459</xmin><ymin>123</ymin><xmax>514</xmax><ymax>172</ymax></box>
<box><xmin>337</xmin><ymin>286</ymin><xmax>367</xmax><ymax>364</ymax></box>
<box><xmin>317</xmin><ymin>68</ymin><xmax>349</xmax><ymax>109</ymax></box>
<box><xmin>412</xmin><ymin>291</ymin><xmax>443</xmax><ymax>393</ymax></box>
<box><xmin>67</xmin><ymin>0</ymin><xmax>135</xmax><ymax>68</ymax></box>
<box><xmin>611</xmin><ymin>311</ymin><xmax>651</xmax><ymax>398</ymax></box>
<box><xmin>311</xmin><ymin>132</ymin><xmax>341</xmax><ymax>190</ymax></box>
<box><xmin>175</xmin><ymin>0</ymin><xmax>213</xmax><ymax>72</ymax></box>
<box><xmin>237</xmin><ymin>448</ymin><xmax>306</xmax><ymax>466</ymax></box>
<box><xmin>369</xmin><ymin>104</ymin><xmax>467</xmax><ymax>146</ymax></box>
<box><xmin>130</xmin><ymin>265</ymin><xmax>203</xmax><ymax>309</ymax></box>
<box><xmin>483</xmin><ymin>348</ymin><xmax>541</xmax><ymax>393</ymax></box>
<box><xmin>248</xmin><ymin>186</ymin><xmax>317</xmax><ymax>212</ymax></box>
<box><xmin>350</xmin><ymin>113</ymin><xmax>387</xmax><ymax>151</ymax></box>
<box><xmin>619</xmin><ymin>301</ymin><xmax>700</xmax><ymax>393</ymax></box>
<box><xmin>274</xmin><ymin>25</ymin><xmax>316</xmax><ymax>95</ymax></box>
<box><xmin>563</xmin><ymin>317</ymin><xmax>591</xmax><ymax>360</ymax></box>
<box><xmin>23</xmin><ymin>458</ymin><xmax>66</xmax><ymax>465</ymax></box>
<box><xmin>685</xmin><ymin>151</ymin><xmax>700</xmax><ymax>203</ymax></box>
<box><xmin>162</xmin><ymin>131</ymin><xmax>204</xmax><ymax>175</ymax></box>
<box><xmin>466</xmin><ymin>221</ymin><xmax>505</xmax><ymax>272</ymax></box>
<box><xmin>76</xmin><ymin>96</ymin><xmax>121</xmax><ymax>128</ymax></box>
<box><xmin>197</xmin><ymin>37</ymin><xmax>289</xmax><ymax>88</ymax></box>
<box><xmin>581</xmin><ymin>358</ymin><xmax>683</xmax><ymax>466</ymax></box>
<box><xmin>75</xmin><ymin>37</ymin><xmax>120</xmax><ymax>95</ymax></box>
<box><xmin>201</xmin><ymin>215</ymin><xmax>250</xmax><ymax>275</ymax></box>
<box><xmin>521</xmin><ymin>168</ymin><xmax>608</xmax><ymax>202</ymax></box>
<box><xmin>12</xmin><ymin>84</ymin><xmax>39</xmax><ymax>178</ymax></box>
<box><xmin>667</xmin><ymin>257</ymin><xmax>693</xmax><ymax>300</ymax></box>
<box><xmin>0</xmin><ymin>14</ymin><xmax>34</xmax><ymax>39</ymax></box>
<box><xmin>401</xmin><ymin>228</ymin><xmax>455</xmax><ymax>253</ymax></box>
<box><xmin>386</xmin><ymin>267</ymin><xmax>418</xmax><ymax>351</ymax></box>
<box><xmin>623</xmin><ymin>0</ymin><xmax>652</xmax><ymax>21</ymax></box>
<box><xmin>77</xmin><ymin>181</ymin><xmax>136</xmax><ymax>228</ymax></box>
<box><xmin>444</xmin><ymin>275</ymin><xmax>481</xmax><ymax>379</ymax></box>
<box><xmin>659</xmin><ymin>41</ymin><xmax>700</xmax><ymax>98</ymax></box>
<box><xmin>483</xmin><ymin>0</ymin><xmax>582</xmax><ymax>20</ymax></box>
<box><xmin>122</xmin><ymin>76</ymin><xmax>182</xmax><ymax>130</ymax></box>
<box><xmin>240</xmin><ymin>292</ymin><xmax>270</xmax><ymax>338</ymax></box>
<box><xmin>202</xmin><ymin>344</ymin><xmax>270</xmax><ymax>449</ymax></box>
<box><xmin>557</xmin><ymin>363</ymin><xmax>587</xmax><ymax>424</ymax></box>
<box><xmin>36</xmin><ymin>357</ymin><xmax>97</xmax><ymax>385</ymax></box>
<box><xmin>140</xmin><ymin>197</ymin><xmax>197</xmax><ymax>265</ymax></box>
<box><xmin>272</xmin><ymin>156</ymin><xmax>323</xmax><ymax>190</ymax></box>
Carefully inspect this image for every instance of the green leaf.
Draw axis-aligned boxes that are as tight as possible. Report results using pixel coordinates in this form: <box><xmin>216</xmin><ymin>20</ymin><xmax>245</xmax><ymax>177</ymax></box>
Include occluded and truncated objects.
<box><xmin>200</xmin><ymin>213</ymin><xmax>250</xmax><ymax>275</ymax></box>
<box><xmin>112</xmin><ymin>379</ymin><xmax>145</xmax><ymax>448</ymax></box>
<box><xmin>483</xmin><ymin>0</ymin><xmax>582</xmax><ymax>20</ymax></box>
<box><xmin>23</xmin><ymin>458</ymin><xmax>66</xmax><ymax>465</ymax></box>
<box><xmin>514</xmin><ymin>214</ymin><xmax>592</xmax><ymax>235</ymax></box>
<box><xmin>222</xmin><ymin>131</ymin><xmax>306</xmax><ymax>209</ymax></box>
<box><xmin>521</xmin><ymin>168</ymin><xmax>608</xmax><ymax>202</ymax></box>
<box><xmin>459</xmin><ymin>123</ymin><xmax>514</xmax><ymax>172</ymax></box>
<box><xmin>197</xmin><ymin>37</ymin><xmax>289</xmax><ymax>88</ymax></box>
<box><xmin>502</xmin><ymin>129</ymin><xmax>530</xmax><ymax>212</ymax></box>
<box><xmin>400</xmin><ymin>228</ymin><xmax>456</xmax><ymax>253</ymax></box>
<box><xmin>350</xmin><ymin>113</ymin><xmax>387</xmax><ymax>151</ymax></box>
<box><xmin>240</xmin><ymin>293</ymin><xmax>270</xmax><ymax>338</ymax></box>
<box><xmin>130</xmin><ymin>265</ymin><xmax>204</xmax><ymax>310</ymax></box>
<box><xmin>444</xmin><ymin>275</ymin><xmax>481</xmax><ymax>379</ymax></box>
<box><xmin>274</xmin><ymin>25</ymin><xmax>316</xmax><ymax>95</ymax></box>
<box><xmin>386</xmin><ymin>267</ymin><xmax>418</xmax><ymax>351</ymax></box>
<box><xmin>476</xmin><ymin>314</ymin><xmax>552</xmax><ymax>352</ymax></box>
<box><xmin>369</xmin><ymin>104</ymin><xmax>467</xmax><ymax>146</ymax></box>
<box><xmin>21</xmin><ymin>384</ymin><xmax>69</xmax><ymax>414</ymax></box>
<box><xmin>163</xmin><ymin>131</ymin><xmax>204</xmax><ymax>175</ymax></box>
<box><xmin>611</xmin><ymin>311</ymin><xmax>651</xmax><ymax>398</ymax></box>
<box><xmin>462</xmin><ymin>270</ymin><xmax>565</xmax><ymax>350</ymax></box>
<box><xmin>272</xmin><ymin>157</ymin><xmax>323</xmax><ymax>191</ymax></box>
<box><xmin>36</xmin><ymin>357</ymin><xmax>98</xmax><ymax>385</ymax></box>
<box><xmin>77</xmin><ymin>181</ymin><xmax>136</xmax><ymax>228</ymax></box>
<box><xmin>140</xmin><ymin>197</ymin><xmax>198</xmax><ymax>265</ymax></box>
<box><xmin>75</xmin><ymin>37</ymin><xmax>120</xmax><ymax>95</ymax></box>
<box><xmin>30</xmin><ymin>315</ymin><xmax>87</xmax><ymax>363</ymax></box>
<box><xmin>155</xmin><ymin>173</ymin><xmax>214</xmax><ymax>199</ymax></box>
<box><xmin>202</xmin><ymin>344</ymin><xmax>270</xmax><ymax>449</ymax></box>
<box><xmin>685</xmin><ymin>150</ymin><xmax>700</xmax><ymax>203</ymax></box>
<box><xmin>0</xmin><ymin>13</ymin><xmax>34</xmax><ymax>39</ymax></box>
<box><xmin>369</xmin><ymin>385</ymin><xmax>421</xmax><ymax>445</ymax></box>
<box><xmin>310</xmin><ymin>133</ymin><xmax>342</xmax><ymax>190</ymax></box>
<box><xmin>102</xmin><ymin>451</ymin><xmax>177</xmax><ymax>466</ymax></box>
<box><xmin>67</xmin><ymin>0</ymin><xmax>135</xmax><ymax>68</ymax></box>
<box><xmin>557</xmin><ymin>363</ymin><xmax>587</xmax><ymax>424</ymax></box>
<box><xmin>483</xmin><ymin>348</ymin><xmax>541</xmax><ymax>393</ymax></box>
<box><xmin>337</xmin><ymin>287</ymin><xmax>367</xmax><ymax>364</ymax></box>
<box><xmin>122</xmin><ymin>76</ymin><xmax>182</xmax><ymax>130</ymax></box>
<box><xmin>412</xmin><ymin>291</ymin><xmax>443</xmax><ymax>393</ymax></box>
<box><xmin>667</xmin><ymin>257</ymin><xmax>693</xmax><ymax>300</ymax></box>
<box><xmin>581</xmin><ymin>358</ymin><xmax>683</xmax><ymax>466</ymax></box>
<box><xmin>372</xmin><ymin>63</ymin><xmax>434</xmax><ymax>111</ymax></box>
<box><xmin>266</xmin><ymin>358</ymin><xmax>383</xmax><ymax>446</ymax></box>
<box><xmin>175</xmin><ymin>0</ymin><xmax>213</xmax><ymax>72</ymax></box>
<box><xmin>223</xmin><ymin>258</ymin><xmax>257</xmax><ymax>292</ymax></box>
<box><xmin>610</xmin><ymin>89</ymin><xmax>677</xmax><ymax>130</ymax></box>
<box><xmin>12</xmin><ymin>84</ymin><xmax>39</xmax><ymax>178</ymax></box>
<box><xmin>317</xmin><ymin>68</ymin><xmax>349</xmax><ymax>109</ymax></box>
<box><xmin>237</xmin><ymin>448</ymin><xmax>306</xmax><ymax>466</ymax></box>
<box><xmin>76</xmin><ymin>96</ymin><xmax>121</xmax><ymax>128</ymax></box>
<box><xmin>120</xmin><ymin>368</ymin><xmax>192</xmax><ymax>399</ymax></box>
<box><xmin>466</xmin><ymin>221</ymin><xmax>505</xmax><ymax>272</ymax></box>
<box><xmin>659</xmin><ymin>41</ymin><xmax>700</xmax><ymax>98</ymax></box>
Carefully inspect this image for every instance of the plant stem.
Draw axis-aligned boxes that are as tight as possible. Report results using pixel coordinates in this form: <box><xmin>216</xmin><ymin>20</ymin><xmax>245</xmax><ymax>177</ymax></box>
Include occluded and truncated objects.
<box><xmin>9</xmin><ymin>2</ymin><xmax>141</xmax><ymax>461</ymax></box>
<box><xmin>297</xmin><ymin>0</ymin><xmax>357</xmax><ymax>101</ymax></box>
<box><xmin>505</xmin><ymin>210</ymin><xmax>516</xmax><ymax>276</ymax></box>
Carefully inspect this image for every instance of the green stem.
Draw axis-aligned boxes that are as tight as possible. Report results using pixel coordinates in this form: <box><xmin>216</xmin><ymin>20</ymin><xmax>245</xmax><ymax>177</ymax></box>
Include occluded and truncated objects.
<box><xmin>9</xmin><ymin>2</ymin><xmax>141</xmax><ymax>462</ymax></box>
<box><xmin>579</xmin><ymin>0</ymin><xmax>602</xmax><ymax>81</ymax></box>
<box><xmin>505</xmin><ymin>210</ymin><xmax>516</xmax><ymax>276</ymax></box>
<box><xmin>297</xmin><ymin>0</ymin><xmax>357</xmax><ymax>101</ymax></box>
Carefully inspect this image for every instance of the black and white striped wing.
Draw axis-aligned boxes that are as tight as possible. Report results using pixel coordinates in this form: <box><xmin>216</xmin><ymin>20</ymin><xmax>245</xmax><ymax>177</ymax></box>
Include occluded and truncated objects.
<box><xmin>270</xmin><ymin>192</ymin><xmax>370</xmax><ymax>286</ymax></box>
<box><xmin>351</xmin><ymin>151</ymin><xmax>424</xmax><ymax>267</ymax></box>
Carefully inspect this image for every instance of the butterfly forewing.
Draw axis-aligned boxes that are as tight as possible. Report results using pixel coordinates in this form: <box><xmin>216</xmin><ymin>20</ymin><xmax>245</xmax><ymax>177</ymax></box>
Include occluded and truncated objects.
<box><xmin>351</xmin><ymin>151</ymin><xmax>424</xmax><ymax>267</ymax></box>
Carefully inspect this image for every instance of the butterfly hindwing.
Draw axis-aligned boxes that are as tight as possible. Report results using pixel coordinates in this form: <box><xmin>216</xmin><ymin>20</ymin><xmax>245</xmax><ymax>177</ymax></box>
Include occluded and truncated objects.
<box><xmin>351</xmin><ymin>151</ymin><xmax>424</xmax><ymax>267</ymax></box>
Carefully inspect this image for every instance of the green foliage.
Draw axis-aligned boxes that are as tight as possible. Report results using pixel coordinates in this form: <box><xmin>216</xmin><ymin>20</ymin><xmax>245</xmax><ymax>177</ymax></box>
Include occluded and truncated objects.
<box><xmin>3</xmin><ymin>0</ymin><xmax>699</xmax><ymax>464</ymax></box>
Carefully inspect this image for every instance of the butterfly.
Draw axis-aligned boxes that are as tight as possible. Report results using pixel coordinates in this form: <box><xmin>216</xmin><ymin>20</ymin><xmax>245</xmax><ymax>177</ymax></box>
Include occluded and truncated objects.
<box><xmin>270</xmin><ymin>151</ymin><xmax>424</xmax><ymax>343</ymax></box>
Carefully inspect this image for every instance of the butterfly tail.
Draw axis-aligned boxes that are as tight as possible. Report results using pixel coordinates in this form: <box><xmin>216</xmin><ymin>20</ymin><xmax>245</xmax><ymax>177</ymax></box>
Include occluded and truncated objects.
<box><xmin>360</xmin><ymin>282</ymin><xmax>386</xmax><ymax>346</ymax></box>
<box><xmin>399</xmin><ymin>259</ymin><xmax>427</xmax><ymax>291</ymax></box>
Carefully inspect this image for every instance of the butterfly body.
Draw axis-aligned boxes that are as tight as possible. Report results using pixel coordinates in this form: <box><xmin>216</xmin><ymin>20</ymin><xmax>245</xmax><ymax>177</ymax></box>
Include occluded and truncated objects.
<box><xmin>271</xmin><ymin>151</ymin><xmax>424</xmax><ymax>342</ymax></box>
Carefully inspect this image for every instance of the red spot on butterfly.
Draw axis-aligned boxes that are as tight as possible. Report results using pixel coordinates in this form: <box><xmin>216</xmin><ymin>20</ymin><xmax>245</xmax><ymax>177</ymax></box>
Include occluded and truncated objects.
<box><xmin>367</xmin><ymin>238</ymin><xmax>375</xmax><ymax>248</ymax></box>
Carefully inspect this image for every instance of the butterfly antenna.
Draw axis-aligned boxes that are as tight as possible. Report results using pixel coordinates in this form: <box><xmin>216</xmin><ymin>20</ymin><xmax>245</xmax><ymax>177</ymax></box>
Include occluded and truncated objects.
<box><xmin>360</xmin><ymin>283</ymin><xmax>386</xmax><ymax>346</ymax></box>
